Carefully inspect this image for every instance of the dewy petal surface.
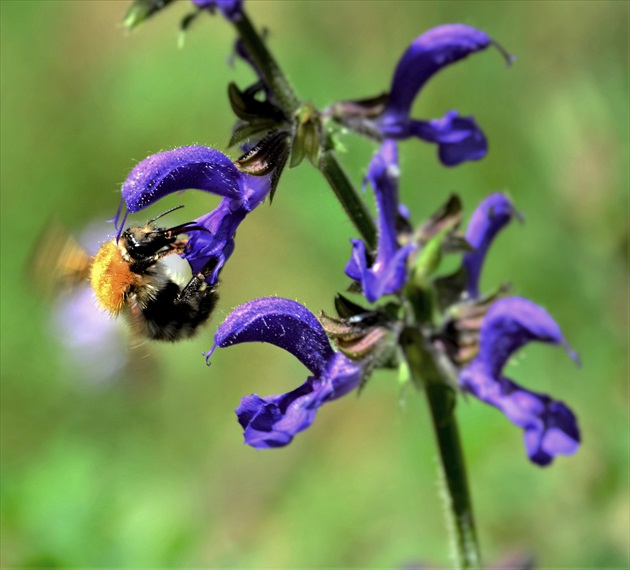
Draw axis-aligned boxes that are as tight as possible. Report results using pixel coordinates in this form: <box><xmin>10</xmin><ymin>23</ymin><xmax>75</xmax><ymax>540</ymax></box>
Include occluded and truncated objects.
<box><xmin>459</xmin><ymin>297</ymin><xmax>580</xmax><ymax>465</ymax></box>
<box><xmin>385</xmin><ymin>24</ymin><xmax>492</xmax><ymax>119</ymax></box>
<box><xmin>122</xmin><ymin>146</ymin><xmax>243</xmax><ymax>213</ymax></box>
<box><xmin>463</xmin><ymin>193</ymin><xmax>515</xmax><ymax>298</ymax></box>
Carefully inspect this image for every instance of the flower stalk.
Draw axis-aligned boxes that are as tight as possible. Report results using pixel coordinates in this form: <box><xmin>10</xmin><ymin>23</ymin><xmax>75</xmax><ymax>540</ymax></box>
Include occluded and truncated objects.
<box><xmin>233</xmin><ymin>9</ymin><xmax>377</xmax><ymax>250</ymax></box>
<box><xmin>234</xmin><ymin>11</ymin><xmax>479</xmax><ymax>563</ymax></box>
<box><xmin>400</xmin><ymin>325</ymin><xmax>481</xmax><ymax>570</ymax></box>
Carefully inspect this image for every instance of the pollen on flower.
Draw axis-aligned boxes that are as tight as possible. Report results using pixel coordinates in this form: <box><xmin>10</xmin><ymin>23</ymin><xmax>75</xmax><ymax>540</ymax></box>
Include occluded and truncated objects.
<box><xmin>90</xmin><ymin>241</ymin><xmax>136</xmax><ymax>315</ymax></box>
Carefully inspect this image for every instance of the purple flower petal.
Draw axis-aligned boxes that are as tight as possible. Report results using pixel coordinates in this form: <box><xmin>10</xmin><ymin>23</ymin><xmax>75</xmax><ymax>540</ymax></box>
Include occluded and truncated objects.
<box><xmin>183</xmin><ymin>199</ymin><xmax>244</xmax><ymax>280</ymax></box>
<box><xmin>459</xmin><ymin>297</ymin><xmax>580</xmax><ymax>465</ymax></box>
<box><xmin>463</xmin><ymin>193</ymin><xmax>516</xmax><ymax>298</ymax></box>
<box><xmin>122</xmin><ymin>146</ymin><xmax>243</xmax><ymax>213</ymax></box>
<box><xmin>211</xmin><ymin>297</ymin><xmax>335</xmax><ymax>375</ymax></box>
<box><xmin>372</xmin><ymin>24</ymin><xmax>509</xmax><ymax>166</ymax></box>
<box><xmin>385</xmin><ymin>24</ymin><xmax>492</xmax><ymax>120</ymax></box>
<box><xmin>407</xmin><ymin>112</ymin><xmax>488</xmax><ymax>166</ymax></box>
<box><xmin>460</xmin><ymin>368</ymin><xmax>580</xmax><ymax>466</ymax></box>
<box><xmin>236</xmin><ymin>384</ymin><xmax>321</xmax><ymax>448</ymax></box>
<box><xmin>210</xmin><ymin>298</ymin><xmax>364</xmax><ymax>448</ymax></box>
<box><xmin>476</xmin><ymin>297</ymin><xmax>578</xmax><ymax>377</ymax></box>
<box><xmin>344</xmin><ymin>141</ymin><xmax>414</xmax><ymax>302</ymax></box>
<box><xmin>192</xmin><ymin>0</ymin><xmax>243</xmax><ymax>21</ymax></box>
<box><xmin>120</xmin><ymin>146</ymin><xmax>273</xmax><ymax>284</ymax></box>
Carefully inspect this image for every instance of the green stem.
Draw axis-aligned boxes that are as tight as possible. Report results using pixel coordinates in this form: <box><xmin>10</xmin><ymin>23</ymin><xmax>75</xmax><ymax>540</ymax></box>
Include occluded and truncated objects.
<box><xmin>233</xmin><ymin>10</ymin><xmax>377</xmax><ymax>250</ymax></box>
<box><xmin>319</xmin><ymin>151</ymin><xmax>378</xmax><ymax>250</ymax></box>
<box><xmin>233</xmin><ymin>11</ymin><xmax>300</xmax><ymax>116</ymax></box>
<box><xmin>400</xmin><ymin>327</ymin><xmax>481</xmax><ymax>570</ymax></box>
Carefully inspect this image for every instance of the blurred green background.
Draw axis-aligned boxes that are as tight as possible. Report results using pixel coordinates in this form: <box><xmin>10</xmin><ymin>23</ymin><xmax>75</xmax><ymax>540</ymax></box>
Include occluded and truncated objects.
<box><xmin>1</xmin><ymin>1</ymin><xmax>628</xmax><ymax>567</ymax></box>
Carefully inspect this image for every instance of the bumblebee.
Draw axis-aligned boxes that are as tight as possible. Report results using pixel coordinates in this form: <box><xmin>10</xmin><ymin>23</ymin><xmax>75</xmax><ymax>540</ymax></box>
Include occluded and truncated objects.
<box><xmin>33</xmin><ymin>209</ymin><xmax>218</xmax><ymax>342</ymax></box>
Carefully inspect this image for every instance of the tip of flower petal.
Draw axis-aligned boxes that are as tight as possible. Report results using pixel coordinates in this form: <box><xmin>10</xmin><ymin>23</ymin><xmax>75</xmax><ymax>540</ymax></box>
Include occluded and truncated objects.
<box><xmin>203</xmin><ymin>344</ymin><xmax>218</xmax><ymax>366</ymax></box>
<box><xmin>491</xmin><ymin>40</ymin><xmax>516</xmax><ymax>68</ymax></box>
<box><xmin>563</xmin><ymin>343</ymin><xmax>581</xmax><ymax>368</ymax></box>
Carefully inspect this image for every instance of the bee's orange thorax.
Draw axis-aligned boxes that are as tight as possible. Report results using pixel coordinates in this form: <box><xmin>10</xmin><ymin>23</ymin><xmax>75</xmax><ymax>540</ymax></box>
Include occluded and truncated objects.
<box><xmin>90</xmin><ymin>241</ymin><xmax>137</xmax><ymax>315</ymax></box>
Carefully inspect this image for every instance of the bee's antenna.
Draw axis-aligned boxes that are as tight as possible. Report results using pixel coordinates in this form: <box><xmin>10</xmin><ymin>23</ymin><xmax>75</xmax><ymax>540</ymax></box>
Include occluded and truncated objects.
<box><xmin>148</xmin><ymin>205</ymin><xmax>185</xmax><ymax>225</ymax></box>
<box><xmin>162</xmin><ymin>222</ymin><xmax>212</xmax><ymax>236</ymax></box>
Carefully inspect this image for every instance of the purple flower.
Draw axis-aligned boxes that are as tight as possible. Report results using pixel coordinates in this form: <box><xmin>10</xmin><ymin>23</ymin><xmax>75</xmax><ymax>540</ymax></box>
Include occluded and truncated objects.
<box><xmin>345</xmin><ymin>140</ymin><xmax>415</xmax><ymax>303</ymax></box>
<box><xmin>206</xmin><ymin>297</ymin><xmax>364</xmax><ymax>448</ymax></box>
<box><xmin>54</xmin><ymin>287</ymin><xmax>129</xmax><ymax>384</ymax></box>
<box><xmin>120</xmin><ymin>145</ymin><xmax>272</xmax><ymax>282</ymax></box>
<box><xmin>377</xmin><ymin>24</ymin><xmax>508</xmax><ymax>166</ymax></box>
<box><xmin>459</xmin><ymin>297</ymin><xmax>580</xmax><ymax>466</ymax></box>
<box><xmin>463</xmin><ymin>193</ymin><xmax>517</xmax><ymax>298</ymax></box>
<box><xmin>192</xmin><ymin>0</ymin><xmax>243</xmax><ymax>21</ymax></box>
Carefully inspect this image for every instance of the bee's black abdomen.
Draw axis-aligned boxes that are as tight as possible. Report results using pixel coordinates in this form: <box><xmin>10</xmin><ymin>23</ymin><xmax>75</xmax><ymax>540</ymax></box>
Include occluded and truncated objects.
<box><xmin>140</xmin><ymin>280</ymin><xmax>218</xmax><ymax>341</ymax></box>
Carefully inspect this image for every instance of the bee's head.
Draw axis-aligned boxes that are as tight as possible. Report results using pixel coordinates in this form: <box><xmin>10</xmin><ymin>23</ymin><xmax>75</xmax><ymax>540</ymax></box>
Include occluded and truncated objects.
<box><xmin>121</xmin><ymin>224</ymin><xmax>177</xmax><ymax>261</ymax></box>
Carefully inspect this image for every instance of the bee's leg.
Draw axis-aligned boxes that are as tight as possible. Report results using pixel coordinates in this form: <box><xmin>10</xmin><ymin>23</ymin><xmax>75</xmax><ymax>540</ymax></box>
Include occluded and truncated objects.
<box><xmin>135</xmin><ymin>257</ymin><xmax>220</xmax><ymax>342</ymax></box>
<box><xmin>176</xmin><ymin>257</ymin><xmax>220</xmax><ymax>305</ymax></box>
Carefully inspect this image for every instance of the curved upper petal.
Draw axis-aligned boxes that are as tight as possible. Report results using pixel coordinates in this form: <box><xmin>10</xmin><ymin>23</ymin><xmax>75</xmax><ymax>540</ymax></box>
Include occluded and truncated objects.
<box><xmin>475</xmin><ymin>297</ymin><xmax>578</xmax><ymax>377</ymax></box>
<box><xmin>459</xmin><ymin>296</ymin><xmax>580</xmax><ymax>465</ymax></box>
<box><xmin>463</xmin><ymin>193</ymin><xmax>516</xmax><ymax>297</ymax></box>
<box><xmin>368</xmin><ymin>140</ymin><xmax>401</xmax><ymax>265</ymax></box>
<box><xmin>211</xmin><ymin>298</ymin><xmax>364</xmax><ymax>449</ymax></box>
<box><xmin>345</xmin><ymin>142</ymin><xmax>414</xmax><ymax>302</ymax></box>
<box><xmin>385</xmin><ymin>24</ymin><xmax>492</xmax><ymax>120</ymax></box>
<box><xmin>211</xmin><ymin>297</ymin><xmax>335</xmax><ymax>376</ymax></box>
<box><xmin>122</xmin><ymin>146</ymin><xmax>244</xmax><ymax>213</ymax></box>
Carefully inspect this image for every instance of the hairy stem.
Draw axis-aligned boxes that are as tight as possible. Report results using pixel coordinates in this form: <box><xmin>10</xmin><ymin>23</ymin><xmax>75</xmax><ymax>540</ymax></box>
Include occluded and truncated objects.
<box><xmin>400</xmin><ymin>327</ymin><xmax>481</xmax><ymax>570</ymax></box>
<box><xmin>233</xmin><ymin>10</ymin><xmax>377</xmax><ymax>250</ymax></box>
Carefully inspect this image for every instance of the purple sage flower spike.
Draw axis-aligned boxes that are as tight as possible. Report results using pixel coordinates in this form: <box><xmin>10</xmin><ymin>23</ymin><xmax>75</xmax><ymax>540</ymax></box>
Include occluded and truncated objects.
<box><xmin>192</xmin><ymin>0</ymin><xmax>243</xmax><ymax>21</ymax></box>
<box><xmin>345</xmin><ymin>141</ymin><xmax>415</xmax><ymax>303</ymax></box>
<box><xmin>119</xmin><ymin>146</ymin><xmax>273</xmax><ymax>283</ymax></box>
<box><xmin>207</xmin><ymin>297</ymin><xmax>363</xmax><ymax>448</ymax></box>
<box><xmin>463</xmin><ymin>193</ymin><xmax>517</xmax><ymax>298</ymax></box>
<box><xmin>378</xmin><ymin>24</ymin><xmax>511</xmax><ymax>166</ymax></box>
<box><xmin>459</xmin><ymin>297</ymin><xmax>580</xmax><ymax>466</ymax></box>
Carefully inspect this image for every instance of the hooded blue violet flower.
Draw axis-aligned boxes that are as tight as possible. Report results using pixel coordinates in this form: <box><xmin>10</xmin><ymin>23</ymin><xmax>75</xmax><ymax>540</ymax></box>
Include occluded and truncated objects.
<box><xmin>192</xmin><ymin>0</ymin><xmax>243</xmax><ymax>21</ymax></box>
<box><xmin>377</xmin><ymin>24</ymin><xmax>508</xmax><ymax>166</ymax></box>
<box><xmin>463</xmin><ymin>192</ymin><xmax>517</xmax><ymax>298</ymax></box>
<box><xmin>459</xmin><ymin>297</ymin><xmax>580</xmax><ymax>466</ymax></box>
<box><xmin>120</xmin><ymin>145</ymin><xmax>272</xmax><ymax>284</ymax></box>
<box><xmin>206</xmin><ymin>297</ymin><xmax>364</xmax><ymax>448</ymax></box>
<box><xmin>345</xmin><ymin>140</ymin><xmax>415</xmax><ymax>303</ymax></box>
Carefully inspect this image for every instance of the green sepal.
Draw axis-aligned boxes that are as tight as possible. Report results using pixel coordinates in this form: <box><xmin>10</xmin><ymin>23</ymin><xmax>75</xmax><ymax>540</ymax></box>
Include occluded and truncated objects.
<box><xmin>178</xmin><ymin>11</ymin><xmax>201</xmax><ymax>48</ymax></box>
<box><xmin>416</xmin><ymin>193</ymin><xmax>463</xmax><ymax>244</ymax></box>
<box><xmin>124</xmin><ymin>0</ymin><xmax>177</xmax><ymax>30</ymax></box>
<box><xmin>334</xmin><ymin>293</ymin><xmax>370</xmax><ymax>319</ymax></box>
<box><xmin>234</xmin><ymin>131</ymin><xmax>290</xmax><ymax>204</ymax></box>
<box><xmin>290</xmin><ymin>102</ymin><xmax>321</xmax><ymax>168</ymax></box>
<box><xmin>433</xmin><ymin>266</ymin><xmax>468</xmax><ymax>312</ymax></box>
<box><xmin>228</xmin><ymin>118</ymin><xmax>280</xmax><ymax>147</ymax></box>
<box><xmin>398</xmin><ymin>359</ymin><xmax>411</xmax><ymax>388</ymax></box>
<box><xmin>227</xmin><ymin>82</ymin><xmax>285</xmax><ymax>122</ymax></box>
<box><xmin>235</xmin><ymin>130</ymin><xmax>290</xmax><ymax>175</ymax></box>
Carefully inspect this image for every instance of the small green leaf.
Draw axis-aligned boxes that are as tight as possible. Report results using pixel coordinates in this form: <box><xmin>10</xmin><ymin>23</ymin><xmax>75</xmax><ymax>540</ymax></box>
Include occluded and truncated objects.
<box><xmin>124</xmin><ymin>0</ymin><xmax>177</xmax><ymax>30</ymax></box>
